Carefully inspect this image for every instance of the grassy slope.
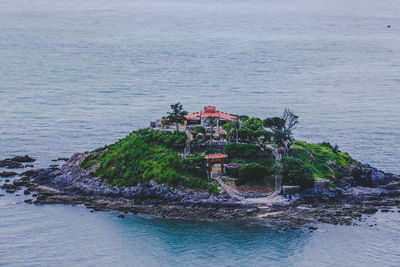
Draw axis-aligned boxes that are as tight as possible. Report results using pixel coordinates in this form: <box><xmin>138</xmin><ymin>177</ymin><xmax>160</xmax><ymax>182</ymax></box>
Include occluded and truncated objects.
<box><xmin>290</xmin><ymin>141</ymin><xmax>354</xmax><ymax>180</ymax></box>
<box><xmin>80</xmin><ymin>128</ymin><xmax>355</xmax><ymax>192</ymax></box>
<box><xmin>81</xmin><ymin>129</ymin><xmax>219</xmax><ymax>193</ymax></box>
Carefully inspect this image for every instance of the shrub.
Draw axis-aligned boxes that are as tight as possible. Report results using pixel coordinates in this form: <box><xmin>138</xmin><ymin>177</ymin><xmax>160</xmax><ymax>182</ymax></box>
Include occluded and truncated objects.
<box><xmin>181</xmin><ymin>154</ymin><xmax>207</xmax><ymax>178</ymax></box>
<box><xmin>224</xmin><ymin>143</ymin><xmax>260</xmax><ymax>160</ymax></box>
<box><xmin>239</xmin><ymin>163</ymin><xmax>267</xmax><ymax>181</ymax></box>
<box><xmin>192</xmin><ymin>126</ymin><xmax>206</xmax><ymax>134</ymax></box>
<box><xmin>290</xmin><ymin>140</ymin><xmax>353</xmax><ymax>180</ymax></box>
<box><xmin>241</xmin><ymin>117</ymin><xmax>263</xmax><ymax>131</ymax></box>
<box><xmin>281</xmin><ymin>156</ymin><xmax>314</xmax><ymax>189</ymax></box>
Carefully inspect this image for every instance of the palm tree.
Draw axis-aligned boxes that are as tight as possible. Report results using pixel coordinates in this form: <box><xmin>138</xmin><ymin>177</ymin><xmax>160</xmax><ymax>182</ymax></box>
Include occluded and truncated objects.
<box><xmin>205</xmin><ymin>116</ymin><xmax>218</xmax><ymax>149</ymax></box>
<box><xmin>225</xmin><ymin>119</ymin><xmax>241</xmax><ymax>144</ymax></box>
<box><xmin>232</xmin><ymin>118</ymin><xmax>241</xmax><ymax>144</ymax></box>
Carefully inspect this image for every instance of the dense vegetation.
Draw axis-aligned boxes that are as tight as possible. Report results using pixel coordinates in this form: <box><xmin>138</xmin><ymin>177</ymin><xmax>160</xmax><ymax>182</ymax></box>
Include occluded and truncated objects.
<box><xmin>281</xmin><ymin>141</ymin><xmax>354</xmax><ymax>188</ymax></box>
<box><xmin>81</xmin><ymin>129</ymin><xmax>219</xmax><ymax>193</ymax></box>
<box><xmin>81</xmin><ymin>103</ymin><xmax>356</xmax><ymax>193</ymax></box>
<box><xmin>224</xmin><ymin>143</ymin><xmax>280</xmax><ymax>182</ymax></box>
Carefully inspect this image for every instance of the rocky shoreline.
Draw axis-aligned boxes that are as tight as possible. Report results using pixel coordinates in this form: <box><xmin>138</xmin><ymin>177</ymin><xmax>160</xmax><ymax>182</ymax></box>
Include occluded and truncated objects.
<box><xmin>1</xmin><ymin>153</ymin><xmax>400</xmax><ymax>226</ymax></box>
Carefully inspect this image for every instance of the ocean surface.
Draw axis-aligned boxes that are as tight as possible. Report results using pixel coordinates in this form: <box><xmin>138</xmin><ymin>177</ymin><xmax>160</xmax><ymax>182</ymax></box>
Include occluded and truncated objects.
<box><xmin>1</xmin><ymin>0</ymin><xmax>400</xmax><ymax>266</ymax></box>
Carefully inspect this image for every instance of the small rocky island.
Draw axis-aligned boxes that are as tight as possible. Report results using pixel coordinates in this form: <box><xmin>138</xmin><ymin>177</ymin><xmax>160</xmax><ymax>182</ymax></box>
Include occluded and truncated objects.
<box><xmin>1</xmin><ymin>104</ymin><xmax>400</xmax><ymax>226</ymax></box>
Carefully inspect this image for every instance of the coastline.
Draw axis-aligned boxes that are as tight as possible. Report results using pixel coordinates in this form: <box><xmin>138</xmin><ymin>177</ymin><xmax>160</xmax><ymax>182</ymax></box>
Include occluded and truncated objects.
<box><xmin>4</xmin><ymin>153</ymin><xmax>399</xmax><ymax>226</ymax></box>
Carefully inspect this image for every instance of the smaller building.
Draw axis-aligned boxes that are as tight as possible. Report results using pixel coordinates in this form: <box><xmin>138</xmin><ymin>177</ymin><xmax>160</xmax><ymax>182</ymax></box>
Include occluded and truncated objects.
<box><xmin>205</xmin><ymin>154</ymin><xmax>228</xmax><ymax>178</ymax></box>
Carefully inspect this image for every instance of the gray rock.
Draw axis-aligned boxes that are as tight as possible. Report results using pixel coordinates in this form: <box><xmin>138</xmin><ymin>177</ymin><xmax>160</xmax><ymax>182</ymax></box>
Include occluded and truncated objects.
<box><xmin>0</xmin><ymin>171</ymin><xmax>18</xmax><ymax>177</ymax></box>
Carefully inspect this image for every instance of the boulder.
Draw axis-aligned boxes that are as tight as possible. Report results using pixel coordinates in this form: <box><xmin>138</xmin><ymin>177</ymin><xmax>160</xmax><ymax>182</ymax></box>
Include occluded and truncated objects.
<box><xmin>1</xmin><ymin>183</ymin><xmax>16</xmax><ymax>189</ymax></box>
<box><xmin>11</xmin><ymin>155</ymin><xmax>35</xmax><ymax>163</ymax></box>
<box><xmin>13</xmin><ymin>179</ymin><xmax>26</xmax><ymax>186</ymax></box>
<box><xmin>358</xmin><ymin>164</ymin><xmax>392</xmax><ymax>187</ymax></box>
<box><xmin>19</xmin><ymin>170</ymin><xmax>38</xmax><ymax>177</ymax></box>
<box><xmin>0</xmin><ymin>171</ymin><xmax>18</xmax><ymax>177</ymax></box>
<box><xmin>0</xmin><ymin>160</ymin><xmax>23</xmax><ymax>169</ymax></box>
<box><xmin>339</xmin><ymin>176</ymin><xmax>357</xmax><ymax>187</ymax></box>
<box><xmin>348</xmin><ymin>162</ymin><xmax>362</xmax><ymax>181</ymax></box>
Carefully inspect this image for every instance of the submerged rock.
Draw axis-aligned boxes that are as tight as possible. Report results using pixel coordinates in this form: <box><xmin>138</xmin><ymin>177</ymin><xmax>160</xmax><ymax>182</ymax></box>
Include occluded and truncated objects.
<box><xmin>0</xmin><ymin>155</ymin><xmax>35</xmax><ymax>169</ymax></box>
<box><xmin>0</xmin><ymin>171</ymin><xmax>18</xmax><ymax>177</ymax></box>
<box><xmin>11</xmin><ymin>155</ymin><xmax>35</xmax><ymax>163</ymax></box>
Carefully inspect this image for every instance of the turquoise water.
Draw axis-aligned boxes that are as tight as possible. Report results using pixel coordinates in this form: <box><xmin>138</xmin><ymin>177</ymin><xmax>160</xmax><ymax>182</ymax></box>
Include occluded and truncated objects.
<box><xmin>1</xmin><ymin>0</ymin><xmax>400</xmax><ymax>266</ymax></box>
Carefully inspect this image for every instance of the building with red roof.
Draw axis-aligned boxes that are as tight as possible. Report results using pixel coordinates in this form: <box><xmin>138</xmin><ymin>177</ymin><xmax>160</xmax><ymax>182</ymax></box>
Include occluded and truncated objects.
<box><xmin>185</xmin><ymin>106</ymin><xmax>237</xmax><ymax>127</ymax></box>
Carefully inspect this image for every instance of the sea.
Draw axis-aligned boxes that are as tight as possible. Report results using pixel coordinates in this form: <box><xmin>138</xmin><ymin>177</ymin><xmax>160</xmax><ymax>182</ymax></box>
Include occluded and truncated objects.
<box><xmin>1</xmin><ymin>0</ymin><xmax>400</xmax><ymax>266</ymax></box>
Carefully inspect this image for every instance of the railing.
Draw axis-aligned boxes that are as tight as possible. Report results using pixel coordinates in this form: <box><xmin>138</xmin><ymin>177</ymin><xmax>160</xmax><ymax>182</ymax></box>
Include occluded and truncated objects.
<box><xmin>190</xmin><ymin>143</ymin><xmax>228</xmax><ymax>153</ymax></box>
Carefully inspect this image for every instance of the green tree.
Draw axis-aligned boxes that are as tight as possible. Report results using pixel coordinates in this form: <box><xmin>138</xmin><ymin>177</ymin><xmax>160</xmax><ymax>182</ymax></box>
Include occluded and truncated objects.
<box><xmin>239</xmin><ymin>162</ymin><xmax>267</xmax><ymax>181</ymax></box>
<box><xmin>192</xmin><ymin>125</ymin><xmax>206</xmax><ymax>134</ymax></box>
<box><xmin>264</xmin><ymin>108</ymin><xmax>299</xmax><ymax>145</ymax></box>
<box><xmin>241</xmin><ymin>117</ymin><xmax>263</xmax><ymax>131</ymax></box>
<box><xmin>232</xmin><ymin>118</ymin><xmax>241</xmax><ymax>144</ymax></box>
<box><xmin>281</xmin><ymin>156</ymin><xmax>314</xmax><ymax>189</ymax></box>
<box><xmin>166</xmin><ymin>102</ymin><xmax>188</xmax><ymax>131</ymax></box>
<box><xmin>222</xmin><ymin>118</ymin><xmax>241</xmax><ymax>144</ymax></box>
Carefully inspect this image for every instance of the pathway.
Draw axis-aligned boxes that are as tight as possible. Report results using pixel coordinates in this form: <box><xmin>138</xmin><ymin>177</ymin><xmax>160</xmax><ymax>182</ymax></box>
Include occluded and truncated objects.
<box><xmin>213</xmin><ymin>176</ymin><xmax>287</xmax><ymax>206</ymax></box>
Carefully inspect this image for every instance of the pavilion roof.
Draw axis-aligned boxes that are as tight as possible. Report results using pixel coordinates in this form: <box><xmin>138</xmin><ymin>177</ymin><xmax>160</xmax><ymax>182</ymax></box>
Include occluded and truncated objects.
<box><xmin>185</xmin><ymin>106</ymin><xmax>237</xmax><ymax>121</ymax></box>
<box><xmin>204</xmin><ymin>154</ymin><xmax>228</xmax><ymax>160</ymax></box>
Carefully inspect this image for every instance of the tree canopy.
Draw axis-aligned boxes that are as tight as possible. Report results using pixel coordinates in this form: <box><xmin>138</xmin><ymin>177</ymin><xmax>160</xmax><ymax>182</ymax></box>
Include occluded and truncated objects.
<box><xmin>166</xmin><ymin>102</ymin><xmax>188</xmax><ymax>125</ymax></box>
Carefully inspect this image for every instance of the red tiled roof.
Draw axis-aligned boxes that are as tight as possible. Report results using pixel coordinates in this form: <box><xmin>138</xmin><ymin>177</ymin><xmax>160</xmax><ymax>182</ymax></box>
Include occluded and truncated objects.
<box><xmin>185</xmin><ymin>106</ymin><xmax>237</xmax><ymax>121</ymax></box>
<box><xmin>204</xmin><ymin>154</ymin><xmax>228</xmax><ymax>160</ymax></box>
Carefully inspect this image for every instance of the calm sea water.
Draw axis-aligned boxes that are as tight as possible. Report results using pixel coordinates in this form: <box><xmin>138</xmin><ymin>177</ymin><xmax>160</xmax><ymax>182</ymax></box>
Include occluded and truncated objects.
<box><xmin>1</xmin><ymin>0</ymin><xmax>400</xmax><ymax>266</ymax></box>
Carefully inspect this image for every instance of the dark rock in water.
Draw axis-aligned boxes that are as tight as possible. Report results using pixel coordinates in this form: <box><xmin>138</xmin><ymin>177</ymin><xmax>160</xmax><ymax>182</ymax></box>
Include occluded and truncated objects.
<box><xmin>11</xmin><ymin>155</ymin><xmax>35</xmax><ymax>163</ymax></box>
<box><xmin>24</xmin><ymin>164</ymin><xmax>34</xmax><ymax>168</ymax></box>
<box><xmin>1</xmin><ymin>183</ymin><xmax>16</xmax><ymax>189</ymax></box>
<box><xmin>0</xmin><ymin>160</ymin><xmax>24</xmax><ymax>169</ymax></box>
<box><xmin>0</xmin><ymin>155</ymin><xmax>35</xmax><ymax>169</ymax></box>
<box><xmin>0</xmin><ymin>171</ymin><xmax>18</xmax><ymax>177</ymax></box>
<box><xmin>13</xmin><ymin>179</ymin><xmax>26</xmax><ymax>186</ymax></box>
<box><xmin>363</xmin><ymin>207</ymin><xmax>378</xmax><ymax>214</ymax></box>
<box><xmin>24</xmin><ymin>190</ymin><xmax>31</xmax><ymax>195</ymax></box>
<box><xmin>6</xmin><ymin>188</ymin><xmax>16</xmax><ymax>193</ymax></box>
<box><xmin>0</xmin><ymin>194</ymin><xmax>5</xmax><ymax>197</ymax></box>
<box><xmin>24</xmin><ymin>199</ymin><xmax>33</xmax><ymax>203</ymax></box>
<box><xmin>20</xmin><ymin>169</ymin><xmax>38</xmax><ymax>177</ymax></box>
<box><xmin>359</xmin><ymin>165</ymin><xmax>391</xmax><ymax>187</ymax></box>
<box><xmin>118</xmin><ymin>214</ymin><xmax>125</xmax><ymax>219</ymax></box>
<box><xmin>5</xmin><ymin>179</ymin><xmax>10</xmax><ymax>182</ymax></box>
<box><xmin>49</xmin><ymin>164</ymin><xmax>60</xmax><ymax>168</ymax></box>
<box><xmin>308</xmin><ymin>226</ymin><xmax>318</xmax><ymax>230</ymax></box>
<box><xmin>52</xmin><ymin>158</ymin><xmax>69</xmax><ymax>162</ymax></box>
<box><xmin>348</xmin><ymin>162</ymin><xmax>394</xmax><ymax>187</ymax></box>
